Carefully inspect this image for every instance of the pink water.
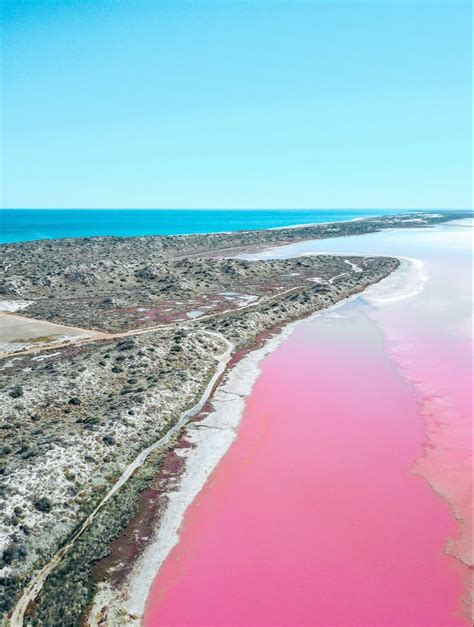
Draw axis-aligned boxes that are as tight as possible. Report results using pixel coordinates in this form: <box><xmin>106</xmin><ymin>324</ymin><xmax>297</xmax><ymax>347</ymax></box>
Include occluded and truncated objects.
<box><xmin>145</xmin><ymin>223</ymin><xmax>472</xmax><ymax>626</ymax></box>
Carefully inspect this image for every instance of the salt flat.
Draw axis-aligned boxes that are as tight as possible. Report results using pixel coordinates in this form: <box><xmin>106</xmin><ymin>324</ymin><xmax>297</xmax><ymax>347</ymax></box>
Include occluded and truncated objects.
<box><xmin>0</xmin><ymin>312</ymin><xmax>98</xmax><ymax>354</ymax></box>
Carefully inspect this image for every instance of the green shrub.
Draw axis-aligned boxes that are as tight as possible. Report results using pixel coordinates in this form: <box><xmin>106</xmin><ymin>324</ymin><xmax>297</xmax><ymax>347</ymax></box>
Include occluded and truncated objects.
<box><xmin>9</xmin><ymin>386</ymin><xmax>23</xmax><ymax>399</ymax></box>
<box><xmin>33</xmin><ymin>496</ymin><xmax>53</xmax><ymax>513</ymax></box>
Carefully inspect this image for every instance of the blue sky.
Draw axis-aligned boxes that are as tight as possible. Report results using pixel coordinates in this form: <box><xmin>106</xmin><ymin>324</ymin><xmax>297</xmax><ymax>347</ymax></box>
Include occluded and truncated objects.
<box><xmin>1</xmin><ymin>0</ymin><xmax>471</xmax><ymax>209</ymax></box>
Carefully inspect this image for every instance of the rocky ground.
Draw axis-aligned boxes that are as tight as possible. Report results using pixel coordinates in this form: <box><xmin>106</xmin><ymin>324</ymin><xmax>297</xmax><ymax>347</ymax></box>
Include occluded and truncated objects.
<box><xmin>0</xmin><ymin>329</ymin><xmax>227</xmax><ymax>617</ymax></box>
<box><xmin>0</xmin><ymin>256</ymin><xmax>385</xmax><ymax>334</ymax></box>
<box><xmin>0</xmin><ymin>210</ymin><xmax>464</xmax><ymax>625</ymax></box>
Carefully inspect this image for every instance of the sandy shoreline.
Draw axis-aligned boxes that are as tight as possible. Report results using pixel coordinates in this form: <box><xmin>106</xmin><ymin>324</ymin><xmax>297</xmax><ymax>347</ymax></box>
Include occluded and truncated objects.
<box><xmin>2</xmin><ymin>217</ymin><xmax>470</xmax><ymax>626</ymax></box>
<box><xmin>88</xmin><ymin>256</ymin><xmax>423</xmax><ymax>625</ymax></box>
<box><xmin>87</xmin><ymin>321</ymin><xmax>298</xmax><ymax>625</ymax></box>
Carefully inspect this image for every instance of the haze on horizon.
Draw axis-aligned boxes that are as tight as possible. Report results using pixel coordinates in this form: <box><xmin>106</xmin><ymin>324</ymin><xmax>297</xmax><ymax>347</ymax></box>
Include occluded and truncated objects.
<box><xmin>1</xmin><ymin>0</ymin><xmax>472</xmax><ymax>210</ymax></box>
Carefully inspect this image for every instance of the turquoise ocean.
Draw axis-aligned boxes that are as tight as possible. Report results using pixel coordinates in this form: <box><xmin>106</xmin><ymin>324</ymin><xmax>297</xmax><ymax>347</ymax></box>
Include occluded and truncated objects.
<box><xmin>1</xmin><ymin>208</ymin><xmax>427</xmax><ymax>244</ymax></box>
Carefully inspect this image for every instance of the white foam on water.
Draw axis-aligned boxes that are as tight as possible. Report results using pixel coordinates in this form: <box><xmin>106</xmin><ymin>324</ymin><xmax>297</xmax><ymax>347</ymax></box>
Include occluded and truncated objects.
<box><xmin>362</xmin><ymin>257</ymin><xmax>428</xmax><ymax>306</ymax></box>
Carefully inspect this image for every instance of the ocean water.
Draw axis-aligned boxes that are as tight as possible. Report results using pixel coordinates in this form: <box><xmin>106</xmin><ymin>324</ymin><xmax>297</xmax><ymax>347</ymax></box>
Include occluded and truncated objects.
<box><xmin>0</xmin><ymin>208</ymin><xmax>417</xmax><ymax>244</ymax></box>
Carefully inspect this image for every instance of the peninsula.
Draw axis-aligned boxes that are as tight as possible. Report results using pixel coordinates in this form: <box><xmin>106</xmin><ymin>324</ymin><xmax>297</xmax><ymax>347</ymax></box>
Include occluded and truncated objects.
<box><xmin>0</xmin><ymin>210</ymin><xmax>466</xmax><ymax>624</ymax></box>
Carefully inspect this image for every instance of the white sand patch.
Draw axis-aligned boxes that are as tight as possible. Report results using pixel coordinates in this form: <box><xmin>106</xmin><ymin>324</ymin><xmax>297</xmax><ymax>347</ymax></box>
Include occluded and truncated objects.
<box><xmin>219</xmin><ymin>291</ymin><xmax>239</xmax><ymax>298</ymax></box>
<box><xmin>31</xmin><ymin>352</ymin><xmax>62</xmax><ymax>361</ymax></box>
<box><xmin>186</xmin><ymin>310</ymin><xmax>204</xmax><ymax>319</ymax></box>
<box><xmin>0</xmin><ymin>313</ymin><xmax>97</xmax><ymax>355</ymax></box>
<box><xmin>344</xmin><ymin>259</ymin><xmax>363</xmax><ymax>272</ymax></box>
<box><xmin>328</xmin><ymin>272</ymin><xmax>347</xmax><ymax>284</ymax></box>
<box><xmin>236</xmin><ymin>294</ymin><xmax>259</xmax><ymax>307</ymax></box>
<box><xmin>362</xmin><ymin>257</ymin><xmax>428</xmax><ymax>305</ymax></box>
<box><xmin>216</xmin><ymin>292</ymin><xmax>259</xmax><ymax>308</ymax></box>
<box><xmin>268</xmin><ymin>216</ymin><xmax>369</xmax><ymax>230</ymax></box>
<box><xmin>0</xmin><ymin>300</ymin><xmax>32</xmax><ymax>312</ymax></box>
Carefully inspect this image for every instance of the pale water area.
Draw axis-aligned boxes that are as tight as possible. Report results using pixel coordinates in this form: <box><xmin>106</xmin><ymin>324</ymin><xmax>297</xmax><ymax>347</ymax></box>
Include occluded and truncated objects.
<box><xmin>144</xmin><ymin>220</ymin><xmax>472</xmax><ymax>626</ymax></box>
<box><xmin>243</xmin><ymin>220</ymin><xmax>473</xmax><ymax>562</ymax></box>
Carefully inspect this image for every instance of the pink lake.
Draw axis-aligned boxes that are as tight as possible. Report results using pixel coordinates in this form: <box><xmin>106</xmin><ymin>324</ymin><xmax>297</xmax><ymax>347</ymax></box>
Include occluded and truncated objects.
<box><xmin>145</xmin><ymin>222</ymin><xmax>472</xmax><ymax>626</ymax></box>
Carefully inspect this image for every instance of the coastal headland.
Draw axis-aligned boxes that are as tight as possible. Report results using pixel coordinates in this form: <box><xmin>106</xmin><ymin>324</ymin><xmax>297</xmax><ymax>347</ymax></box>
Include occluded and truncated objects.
<box><xmin>0</xmin><ymin>211</ymin><xmax>467</xmax><ymax>625</ymax></box>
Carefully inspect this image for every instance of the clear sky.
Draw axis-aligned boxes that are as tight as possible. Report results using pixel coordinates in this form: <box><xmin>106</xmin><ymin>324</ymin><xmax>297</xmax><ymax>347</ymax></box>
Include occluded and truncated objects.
<box><xmin>1</xmin><ymin>0</ymin><xmax>471</xmax><ymax>209</ymax></box>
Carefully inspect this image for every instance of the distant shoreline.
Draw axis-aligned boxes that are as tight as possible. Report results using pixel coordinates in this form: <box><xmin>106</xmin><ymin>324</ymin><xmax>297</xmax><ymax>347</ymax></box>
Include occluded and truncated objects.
<box><xmin>2</xmin><ymin>208</ymin><xmax>471</xmax><ymax>245</ymax></box>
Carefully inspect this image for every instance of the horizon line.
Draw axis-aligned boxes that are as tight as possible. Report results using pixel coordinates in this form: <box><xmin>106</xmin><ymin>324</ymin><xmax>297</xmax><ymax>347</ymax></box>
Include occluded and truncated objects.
<box><xmin>1</xmin><ymin>207</ymin><xmax>472</xmax><ymax>212</ymax></box>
